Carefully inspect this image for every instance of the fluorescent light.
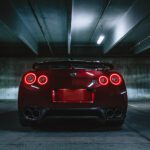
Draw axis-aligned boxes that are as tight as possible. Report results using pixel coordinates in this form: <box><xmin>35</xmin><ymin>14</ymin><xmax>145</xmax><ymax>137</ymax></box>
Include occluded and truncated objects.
<box><xmin>97</xmin><ymin>35</ymin><xmax>105</xmax><ymax>45</ymax></box>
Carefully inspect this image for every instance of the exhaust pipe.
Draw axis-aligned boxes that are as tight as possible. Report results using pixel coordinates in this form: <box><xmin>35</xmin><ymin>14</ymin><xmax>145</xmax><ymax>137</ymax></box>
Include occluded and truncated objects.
<box><xmin>24</xmin><ymin>107</ymin><xmax>41</xmax><ymax>120</ymax></box>
<box><xmin>106</xmin><ymin>109</ymin><xmax>123</xmax><ymax>119</ymax></box>
<box><xmin>114</xmin><ymin>109</ymin><xmax>122</xmax><ymax>117</ymax></box>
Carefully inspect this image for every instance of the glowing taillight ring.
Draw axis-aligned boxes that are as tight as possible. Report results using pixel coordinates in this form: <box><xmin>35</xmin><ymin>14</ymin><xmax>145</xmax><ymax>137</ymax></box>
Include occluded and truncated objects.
<box><xmin>99</xmin><ymin>75</ymin><xmax>109</xmax><ymax>86</ymax></box>
<box><xmin>24</xmin><ymin>73</ymin><xmax>36</xmax><ymax>85</ymax></box>
<box><xmin>38</xmin><ymin>75</ymin><xmax>48</xmax><ymax>85</ymax></box>
<box><xmin>110</xmin><ymin>73</ymin><xmax>122</xmax><ymax>86</ymax></box>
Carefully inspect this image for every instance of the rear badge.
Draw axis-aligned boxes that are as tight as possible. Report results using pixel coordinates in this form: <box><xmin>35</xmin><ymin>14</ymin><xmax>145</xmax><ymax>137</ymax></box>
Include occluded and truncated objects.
<box><xmin>70</xmin><ymin>72</ymin><xmax>77</xmax><ymax>77</ymax></box>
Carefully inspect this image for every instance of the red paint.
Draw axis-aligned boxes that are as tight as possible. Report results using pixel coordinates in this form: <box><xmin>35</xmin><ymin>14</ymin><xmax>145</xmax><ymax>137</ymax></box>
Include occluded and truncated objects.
<box><xmin>91</xmin><ymin>92</ymin><xmax>95</xmax><ymax>103</ymax></box>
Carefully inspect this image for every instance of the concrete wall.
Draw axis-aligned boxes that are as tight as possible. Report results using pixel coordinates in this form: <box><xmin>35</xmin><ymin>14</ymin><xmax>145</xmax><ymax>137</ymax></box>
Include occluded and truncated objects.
<box><xmin>0</xmin><ymin>57</ymin><xmax>150</xmax><ymax>101</ymax></box>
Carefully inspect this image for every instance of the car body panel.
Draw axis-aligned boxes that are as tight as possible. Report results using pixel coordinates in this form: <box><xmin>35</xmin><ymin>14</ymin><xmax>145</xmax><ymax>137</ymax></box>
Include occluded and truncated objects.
<box><xmin>18</xmin><ymin>60</ymin><xmax>128</xmax><ymax>126</ymax></box>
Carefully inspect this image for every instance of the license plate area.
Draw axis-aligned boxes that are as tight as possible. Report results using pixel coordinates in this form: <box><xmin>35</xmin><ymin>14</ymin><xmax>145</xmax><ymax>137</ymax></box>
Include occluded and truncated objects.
<box><xmin>52</xmin><ymin>89</ymin><xmax>94</xmax><ymax>103</ymax></box>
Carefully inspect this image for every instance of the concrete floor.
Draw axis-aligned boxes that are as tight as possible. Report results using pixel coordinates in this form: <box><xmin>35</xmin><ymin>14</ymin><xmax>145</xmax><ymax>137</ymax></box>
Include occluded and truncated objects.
<box><xmin>0</xmin><ymin>100</ymin><xmax>150</xmax><ymax>150</ymax></box>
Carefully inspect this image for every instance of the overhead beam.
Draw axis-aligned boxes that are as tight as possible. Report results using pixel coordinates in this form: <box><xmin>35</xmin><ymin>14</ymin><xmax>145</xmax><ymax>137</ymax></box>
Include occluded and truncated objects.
<box><xmin>103</xmin><ymin>0</ymin><xmax>150</xmax><ymax>54</ymax></box>
<box><xmin>67</xmin><ymin>0</ymin><xmax>73</xmax><ymax>55</ymax></box>
<box><xmin>27</xmin><ymin>0</ymin><xmax>54</xmax><ymax>56</ymax></box>
<box><xmin>90</xmin><ymin>0</ymin><xmax>112</xmax><ymax>42</ymax></box>
<box><xmin>0</xmin><ymin>0</ymin><xmax>38</xmax><ymax>55</ymax></box>
<box><xmin>134</xmin><ymin>36</ymin><xmax>150</xmax><ymax>54</ymax></box>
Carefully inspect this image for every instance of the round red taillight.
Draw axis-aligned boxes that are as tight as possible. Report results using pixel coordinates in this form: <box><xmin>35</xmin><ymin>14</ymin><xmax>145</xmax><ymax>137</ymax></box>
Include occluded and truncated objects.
<box><xmin>99</xmin><ymin>75</ymin><xmax>109</xmax><ymax>86</ymax></box>
<box><xmin>110</xmin><ymin>73</ymin><xmax>122</xmax><ymax>86</ymax></box>
<box><xmin>24</xmin><ymin>73</ymin><xmax>36</xmax><ymax>85</ymax></box>
<box><xmin>37</xmin><ymin>75</ymin><xmax>48</xmax><ymax>85</ymax></box>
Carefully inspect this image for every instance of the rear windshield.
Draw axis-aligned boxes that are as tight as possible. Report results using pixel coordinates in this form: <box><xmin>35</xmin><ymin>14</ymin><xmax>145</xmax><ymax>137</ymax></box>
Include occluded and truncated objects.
<box><xmin>33</xmin><ymin>61</ymin><xmax>113</xmax><ymax>70</ymax></box>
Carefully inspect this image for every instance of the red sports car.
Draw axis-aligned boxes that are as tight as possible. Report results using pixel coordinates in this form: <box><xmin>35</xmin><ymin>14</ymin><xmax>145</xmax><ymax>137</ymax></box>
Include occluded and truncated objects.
<box><xmin>18</xmin><ymin>60</ymin><xmax>128</xmax><ymax>127</ymax></box>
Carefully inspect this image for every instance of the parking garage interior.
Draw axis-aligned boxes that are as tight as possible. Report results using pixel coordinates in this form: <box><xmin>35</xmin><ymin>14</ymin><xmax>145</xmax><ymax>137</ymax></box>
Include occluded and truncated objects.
<box><xmin>0</xmin><ymin>0</ymin><xmax>150</xmax><ymax>150</ymax></box>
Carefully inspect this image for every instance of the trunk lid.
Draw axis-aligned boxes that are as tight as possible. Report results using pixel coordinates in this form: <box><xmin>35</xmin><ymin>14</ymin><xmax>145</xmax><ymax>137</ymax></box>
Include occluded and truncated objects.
<box><xmin>49</xmin><ymin>69</ymin><xmax>100</xmax><ymax>89</ymax></box>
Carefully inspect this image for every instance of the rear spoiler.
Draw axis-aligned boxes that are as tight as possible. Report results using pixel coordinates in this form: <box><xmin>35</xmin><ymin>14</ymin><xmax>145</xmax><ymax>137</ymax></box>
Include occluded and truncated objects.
<box><xmin>32</xmin><ymin>60</ymin><xmax>114</xmax><ymax>70</ymax></box>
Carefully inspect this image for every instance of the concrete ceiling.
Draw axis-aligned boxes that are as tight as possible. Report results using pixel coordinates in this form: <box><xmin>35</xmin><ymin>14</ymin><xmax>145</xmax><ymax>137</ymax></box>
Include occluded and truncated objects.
<box><xmin>0</xmin><ymin>0</ymin><xmax>150</xmax><ymax>57</ymax></box>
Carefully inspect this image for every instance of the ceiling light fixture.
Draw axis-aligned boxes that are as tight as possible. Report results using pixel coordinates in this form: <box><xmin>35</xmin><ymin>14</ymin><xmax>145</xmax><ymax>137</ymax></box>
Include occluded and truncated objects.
<box><xmin>97</xmin><ymin>35</ymin><xmax>105</xmax><ymax>45</ymax></box>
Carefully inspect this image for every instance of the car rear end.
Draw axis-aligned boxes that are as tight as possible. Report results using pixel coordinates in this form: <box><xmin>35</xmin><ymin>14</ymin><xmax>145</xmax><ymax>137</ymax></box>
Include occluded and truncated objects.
<box><xmin>18</xmin><ymin>60</ymin><xmax>127</xmax><ymax>127</ymax></box>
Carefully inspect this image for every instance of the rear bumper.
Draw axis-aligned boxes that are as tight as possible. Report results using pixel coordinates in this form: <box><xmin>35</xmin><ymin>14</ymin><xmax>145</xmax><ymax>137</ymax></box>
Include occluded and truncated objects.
<box><xmin>19</xmin><ymin>106</ymin><xmax>127</xmax><ymax>124</ymax></box>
